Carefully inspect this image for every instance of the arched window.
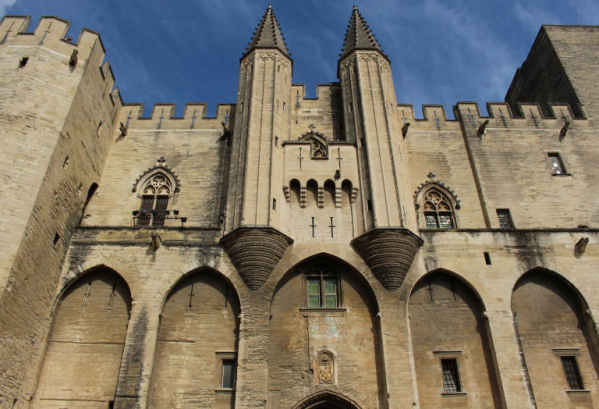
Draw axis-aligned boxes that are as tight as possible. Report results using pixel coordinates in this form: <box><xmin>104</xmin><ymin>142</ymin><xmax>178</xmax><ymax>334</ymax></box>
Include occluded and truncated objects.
<box><xmin>415</xmin><ymin>182</ymin><xmax>459</xmax><ymax>229</ymax></box>
<box><xmin>422</xmin><ymin>188</ymin><xmax>455</xmax><ymax>228</ymax></box>
<box><xmin>138</xmin><ymin>172</ymin><xmax>172</xmax><ymax>227</ymax></box>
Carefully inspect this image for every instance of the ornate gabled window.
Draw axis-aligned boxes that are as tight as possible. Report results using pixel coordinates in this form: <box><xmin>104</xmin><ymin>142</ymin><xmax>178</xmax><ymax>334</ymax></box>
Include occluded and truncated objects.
<box><xmin>415</xmin><ymin>180</ymin><xmax>459</xmax><ymax>230</ymax></box>
<box><xmin>138</xmin><ymin>173</ymin><xmax>171</xmax><ymax>227</ymax></box>
<box><xmin>132</xmin><ymin>158</ymin><xmax>181</xmax><ymax>227</ymax></box>
<box><xmin>423</xmin><ymin>189</ymin><xmax>455</xmax><ymax>229</ymax></box>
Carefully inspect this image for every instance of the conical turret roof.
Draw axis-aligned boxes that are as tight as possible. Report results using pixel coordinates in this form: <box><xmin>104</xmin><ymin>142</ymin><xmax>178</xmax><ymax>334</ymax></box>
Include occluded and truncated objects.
<box><xmin>244</xmin><ymin>4</ymin><xmax>290</xmax><ymax>58</ymax></box>
<box><xmin>340</xmin><ymin>5</ymin><xmax>386</xmax><ymax>59</ymax></box>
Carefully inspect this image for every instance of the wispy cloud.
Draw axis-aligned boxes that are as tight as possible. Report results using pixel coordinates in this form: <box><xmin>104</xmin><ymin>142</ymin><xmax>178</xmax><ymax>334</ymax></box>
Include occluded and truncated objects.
<box><xmin>0</xmin><ymin>0</ymin><xmax>17</xmax><ymax>14</ymax></box>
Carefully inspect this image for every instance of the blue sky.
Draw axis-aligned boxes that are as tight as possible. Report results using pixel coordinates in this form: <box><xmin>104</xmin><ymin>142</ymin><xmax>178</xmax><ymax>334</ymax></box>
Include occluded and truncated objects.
<box><xmin>2</xmin><ymin>0</ymin><xmax>598</xmax><ymax>118</ymax></box>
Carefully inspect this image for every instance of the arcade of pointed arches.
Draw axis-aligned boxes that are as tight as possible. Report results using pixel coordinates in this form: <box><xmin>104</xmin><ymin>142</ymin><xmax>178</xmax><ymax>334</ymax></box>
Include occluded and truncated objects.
<box><xmin>32</xmin><ymin>258</ymin><xmax>599</xmax><ymax>409</ymax></box>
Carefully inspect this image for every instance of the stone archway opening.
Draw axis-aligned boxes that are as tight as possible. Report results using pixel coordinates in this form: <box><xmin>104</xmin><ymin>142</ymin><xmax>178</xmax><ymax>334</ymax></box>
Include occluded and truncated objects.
<box><xmin>291</xmin><ymin>390</ymin><xmax>363</xmax><ymax>409</ymax></box>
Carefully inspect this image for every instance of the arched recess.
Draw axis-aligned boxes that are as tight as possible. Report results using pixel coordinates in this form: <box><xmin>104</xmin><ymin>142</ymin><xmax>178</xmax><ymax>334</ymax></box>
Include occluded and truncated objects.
<box><xmin>291</xmin><ymin>390</ymin><xmax>363</xmax><ymax>409</ymax></box>
<box><xmin>324</xmin><ymin>179</ymin><xmax>335</xmax><ymax>206</ymax></box>
<box><xmin>408</xmin><ymin>270</ymin><xmax>502</xmax><ymax>409</ymax></box>
<box><xmin>306</xmin><ymin>179</ymin><xmax>318</xmax><ymax>206</ymax></box>
<box><xmin>268</xmin><ymin>255</ymin><xmax>384</xmax><ymax>408</ymax></box>
<box><xmin>33</xmin><ymin>267</ymin><xmax>132</xmax><ymax>408</ymax></box>
<box><xmin>149</xmin><ymin>268</ymin><xmax>240</xmax><ymax>409</ymax></box>
<box><xmin>414</xmin><ymin>182</ymin><xmax>459</xmax><ymax>229</ymax></box>
<box><xmin>512</xmin><ymin>268</ymin><xmax>599</xmax><ymax>408</ymax></box>
<box><xmin>290</xmin><ymin>178</ymin><xmax>301</xmax><ymax>205</ymax></box>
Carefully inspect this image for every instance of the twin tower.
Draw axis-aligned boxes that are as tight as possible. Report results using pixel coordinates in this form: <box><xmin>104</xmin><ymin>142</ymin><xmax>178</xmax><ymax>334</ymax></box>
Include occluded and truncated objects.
<box><xmin>222</xmin><ymin>5</ymin><xmax>422</xmax><ymax>292</ymax></box>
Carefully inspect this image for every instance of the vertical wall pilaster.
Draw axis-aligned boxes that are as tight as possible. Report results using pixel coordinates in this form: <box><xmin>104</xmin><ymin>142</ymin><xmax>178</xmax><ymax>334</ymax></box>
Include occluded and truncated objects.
<box><xmin>114</xmin><ymin>303</ymin><xmax>160</xmax><ymax>409</ymax></box>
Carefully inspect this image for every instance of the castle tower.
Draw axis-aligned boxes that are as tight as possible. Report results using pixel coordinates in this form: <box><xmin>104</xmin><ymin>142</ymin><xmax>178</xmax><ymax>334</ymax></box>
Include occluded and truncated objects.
<box><xmin>338</xmin><ymin>6</ymin><xmax>422</xmax><ymax>291</ymax></box>
<box><xmin>0</xmin><ymin>16</ymin><xmax>121</xmax><ymax>404</ymax></box>
<box><xmin>222</xmin><ymin>4</ymin><xmax>293</xmax><ymax>291</ymax></box>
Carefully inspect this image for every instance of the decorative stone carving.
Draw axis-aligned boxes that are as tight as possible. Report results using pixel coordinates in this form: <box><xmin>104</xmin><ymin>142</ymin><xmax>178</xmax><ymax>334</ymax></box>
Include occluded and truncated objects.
<box><xmin>316</xmin><ymin>351</ymin><xmax>335</xmax><ymax>385</ymax></box>
<box><xmin>132</xmin><ymin>159</ymin><xmax>181</xmax><ymax>193</ymax></box>
<box><xmin>351</xmin><ymin>228</ymin><xmax>424</xmax><ymax>291</ymax></box>
<box><xmin>414</xmin><ymin>179</ymin><xmax>461</xmax><ymax>210</ymax></box>
<box><xmin>298</xmin><ymin>127</ymin><xmax>329</xmax><ymax>159</ymax></box>
<box><xmin>221</xmin><ymin>227</ymin><xmax>293</xmax><ymax>291</ymax></box>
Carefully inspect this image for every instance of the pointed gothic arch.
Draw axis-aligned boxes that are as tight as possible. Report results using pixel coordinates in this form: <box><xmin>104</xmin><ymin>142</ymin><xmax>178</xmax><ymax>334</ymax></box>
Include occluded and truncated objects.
<box><xmin>414</xmin><ymin>181</ymin><xmax>460</xmax><ymax>229</ymax></box>
<box><xmin>512</xmin><ymin>267</ymin><xmax>599</xmax><ymax>407</ymax></box>
<box><xmin>408</xmin><ymin>269</ymin><xmax>503</xmax><ymax>408</ymax></box>
<box><xmin>268</xmin><ymin>254</ymin><xmax>384</xmax><ymax>408</ymax></box>
<box><xmin>291</xmin><ymin>390</ymin><xmax>363</xmax><ymax>409</ymax></box>
<box><xmin>149</xmin><ymin>267</ymin><xmax>240</xmax><ymax>409</ymax></box>
<box><xmin>33</xmin><ymin>267</ymin><xmax>132</xmax><ymax>407</ymax></box>
<box><xmin>132</xmin><ymin>164</ymin><xmax>180</xmax><ymax>227</ymax></box>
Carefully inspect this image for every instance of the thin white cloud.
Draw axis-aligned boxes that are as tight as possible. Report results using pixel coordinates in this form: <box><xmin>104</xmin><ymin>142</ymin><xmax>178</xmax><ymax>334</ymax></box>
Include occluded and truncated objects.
<box><xmin>0</xmin><ymin>0</ymin><xmax>17</xmax><ymax>14</ymax></box>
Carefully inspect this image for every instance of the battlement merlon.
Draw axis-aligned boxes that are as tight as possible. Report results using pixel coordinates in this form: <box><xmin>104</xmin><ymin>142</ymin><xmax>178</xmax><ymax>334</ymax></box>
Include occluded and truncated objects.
<box><xmin>395</xmin><ymin>102</ymin><xmax>586</xmax><ymax>134</ymax></box>
<box><xmin>291</xmin><ymin>83</ymin><xmax>340</xmax><ymax>102</ymax></box>
<box><xmin>118</xmin><ymin>102</ymin><xmax>236</xmax><ymax>130</ymax></box>
<box><xmin>0</xmin><ymin>16</ymin><xmax>108</xmax><ymax>67</ymax></box>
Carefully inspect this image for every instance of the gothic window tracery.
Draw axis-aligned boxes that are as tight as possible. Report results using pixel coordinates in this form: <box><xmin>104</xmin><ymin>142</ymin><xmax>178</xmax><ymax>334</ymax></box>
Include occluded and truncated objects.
<box><xmin>138</xmin><ymin>172</ymin><xmax>173</xmax><ymax>227</ymax></box>
<box><xmin>415</xmin><ymin>185</ymin><xmax>458</xmax><ymax>229</ymax></box>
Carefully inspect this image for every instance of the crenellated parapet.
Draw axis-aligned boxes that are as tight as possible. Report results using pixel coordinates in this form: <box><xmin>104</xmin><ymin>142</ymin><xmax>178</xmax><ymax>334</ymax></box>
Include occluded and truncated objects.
<box><xmin>0</xmin><ymin>16</ymin><xmax>111</xmax><ymax>74</ymax></box>
<box><xmin>116</xmin><ymin>102</ymin><xmax>235</xmax><ymax>131</ymax></box>
<box><xmin>398</xmin><ymin>101</ymin><xmax>587</xmax><ymax>137</ymax></box>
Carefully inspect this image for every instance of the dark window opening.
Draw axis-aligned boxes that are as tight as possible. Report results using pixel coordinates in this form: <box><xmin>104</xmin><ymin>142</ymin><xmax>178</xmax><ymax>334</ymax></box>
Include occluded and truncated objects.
<box><xmin>153</xmin><ymin>195</ymin><xmax>169</xmax><ymax>227</ymax></box>
<box><xmin>53</xmin><ymin>233</ymin><xmax>60</xmax><ymax>246</ymax></box>
<box><xmin>272</xmin><ymin>198</ymin><xmax>276</xmax><ymax>210</ymax></box>
<box><xmin>548</xmin><ymin>153</ymin><xmax>567</xmax><ymax>175</ymax></box>
<box><xmin>561</xmin><ymin>356</ymin><xmax>584</xmax><ymax>390</ymax></box>
<box><xmin>367</xmin><ymin>200</ymin><xmax>372</xmax><ymax>212</ymax></box>
<box><xmin>497</xmin><ymin>209</ymin><xmax>514</xmax><ymax>229</ymax></box>
<box><xmin>19</xmin><ymin>57</ymin><xmax>29</xmax><ymax>68</ymax></box>
<box><xmin>222</xmin><ymin>359</ymin><xmax>236</xmax><ymax>389</ymax></box>
<box><xmin>441</xmin><ymin>358</ymin><xmax>462</xmax><ymax>393</ymax></box>
<box><xmin>484</xmin><ymin>252</ymin><xmax>492</xmax><ymax>265</ymax></box>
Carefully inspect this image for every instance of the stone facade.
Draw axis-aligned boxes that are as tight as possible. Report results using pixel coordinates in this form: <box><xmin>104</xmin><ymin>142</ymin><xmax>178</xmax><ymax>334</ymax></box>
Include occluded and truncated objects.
<box><xmin>0</xmin><ymin>5</ymin><xmax>598</xmax><ymax>409</ymax></box>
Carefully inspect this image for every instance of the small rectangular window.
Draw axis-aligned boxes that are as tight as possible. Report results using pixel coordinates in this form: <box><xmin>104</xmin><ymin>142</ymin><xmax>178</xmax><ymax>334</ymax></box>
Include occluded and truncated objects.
<box><xmin>221</xmin><ymin>359</ymin><xmax>236</xmax><ymax>389</ymax></box>
<box><xmin>548</xmin><ymin>153</ymin><xmax>566</xmax><ymax>175</ymax></box>
<box><xmin>484</xmin><ymin>252</ymin><xmax>492</xmax><ymax>265</ymax></box>
<box><xmin>497</xmin><ymin>209</ymin><xmax>514</xmax><ymax>229</ymax></box>
<box><xmin>561</xmin><ymin>356</ymin><xmax>584</xmax><ymax>390</ymax></box>
<box><xmin>272</xmin><ymin>198</ymin><xmax>276</xmax><ymax>210</ymax></box>
<box><xmin>19</xmin><ymin>57</ymin><xmax>29</xmax><ymax>68</ymax></box>
<box><xmin>441</xmin><ymin>358</ymin><xmax>462</xmax><ymax>393</ymax></box>
<box><xmin>306</xmin><ymin>275</ymin><xmax>341</xmax><ymax>309</ymax></box>
<box><xmin>367</xmin><ymin>200</ymin><xmax>373</xmax><ymax>212</ymax></box>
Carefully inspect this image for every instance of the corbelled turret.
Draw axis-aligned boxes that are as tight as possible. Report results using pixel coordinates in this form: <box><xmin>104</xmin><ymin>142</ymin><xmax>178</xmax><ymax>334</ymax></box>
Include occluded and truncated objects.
<box><xmin>244</xmin><ymin>3</ymin><xmax>290</xmax><ymax>59</ymax></box>
<box><xmin>223</xmin><ymin>4</ymin><xmax>293</xmax><ymax>291</ymax></box>
<box><xmin>338</xmin><ymin>6</ymin><xmax>422</xmax><ymax>291</ymax></box>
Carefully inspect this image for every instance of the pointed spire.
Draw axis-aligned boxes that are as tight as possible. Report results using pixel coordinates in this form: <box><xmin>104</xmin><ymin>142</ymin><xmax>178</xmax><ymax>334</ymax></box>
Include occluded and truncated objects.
<box><xmin>340</xmin><ymin>5</ymin><xmax>386</xmax><ymax>59</ymax></box>
<box><xmin>244</xmin><ymin>4</ymin><xmax>290</xmax><ymax>58</ymax></box>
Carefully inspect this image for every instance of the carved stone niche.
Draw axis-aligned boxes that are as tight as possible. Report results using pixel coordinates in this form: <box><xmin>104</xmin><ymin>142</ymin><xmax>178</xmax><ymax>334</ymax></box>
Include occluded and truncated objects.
<box><xmin>351</xmin><ymin>228</ymin><xmax>424</xmax><ymax>291</ymax></box>
<box><xmin>299</xmin><ymin>130</ymin><xmax>329</xmax><ymax>159</ymax></box>
<box><xmin>221</xmin><ymin>227</ymin><xmax>293</xmax><ymax>291</ymax></box>
<box><xmin>314</xmin><ymin>350</ymin><xmax>336</xmax><ymax>386</ymax></box>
